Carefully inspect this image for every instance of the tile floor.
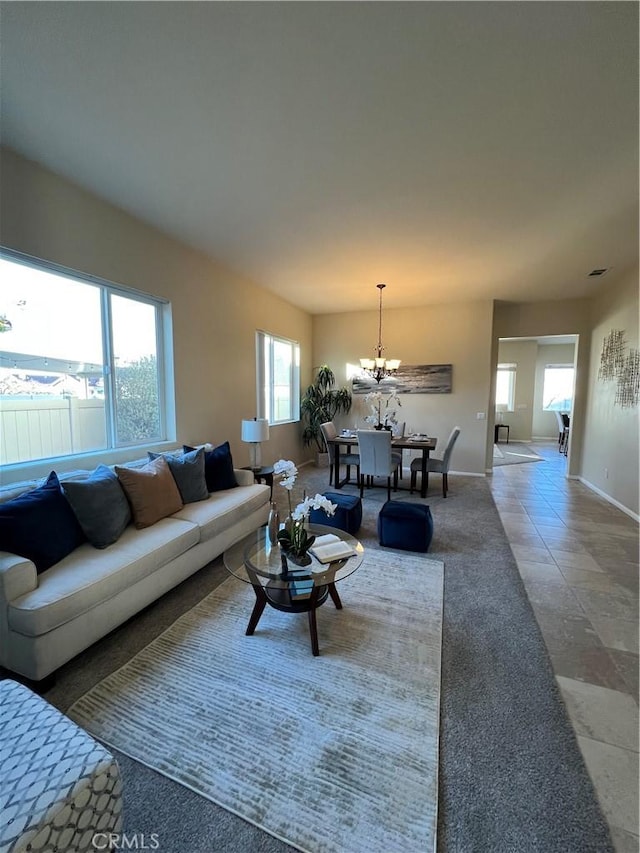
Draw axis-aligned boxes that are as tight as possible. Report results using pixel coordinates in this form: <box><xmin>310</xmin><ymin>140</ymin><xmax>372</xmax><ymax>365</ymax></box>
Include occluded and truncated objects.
<box><xmin>490</xmin><ymin>440</ymin><xmax>639</xmax><ymax>851</ymax></box>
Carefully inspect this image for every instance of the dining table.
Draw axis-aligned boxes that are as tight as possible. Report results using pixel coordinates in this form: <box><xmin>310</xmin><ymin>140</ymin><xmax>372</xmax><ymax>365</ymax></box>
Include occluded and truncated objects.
<box><xmin>327</xmin><ymin>432</ymin><xmax>438</xmax><ymax>499</ymax></box>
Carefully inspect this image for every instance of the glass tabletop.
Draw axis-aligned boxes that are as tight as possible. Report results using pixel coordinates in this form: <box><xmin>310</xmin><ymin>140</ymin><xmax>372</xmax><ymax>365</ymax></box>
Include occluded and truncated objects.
<box><xmin>223</xmin><ymin>523</ymin><xmax>364</xmax><ymax>590</ymax></box>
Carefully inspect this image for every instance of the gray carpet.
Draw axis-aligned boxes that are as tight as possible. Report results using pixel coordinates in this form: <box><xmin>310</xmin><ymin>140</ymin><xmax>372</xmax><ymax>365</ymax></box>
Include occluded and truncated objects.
<box><xmin>35</xmin><ymin>467</ymin><xmax>612</xmax><ymax>852</ymax></box>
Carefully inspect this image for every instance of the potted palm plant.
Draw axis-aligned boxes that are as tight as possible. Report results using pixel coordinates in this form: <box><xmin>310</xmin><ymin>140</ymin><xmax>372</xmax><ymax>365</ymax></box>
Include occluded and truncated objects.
<box><xmin>300</xmin><ymin>365</ymin><xmax>353</xmax><ymax>464</ymax></box>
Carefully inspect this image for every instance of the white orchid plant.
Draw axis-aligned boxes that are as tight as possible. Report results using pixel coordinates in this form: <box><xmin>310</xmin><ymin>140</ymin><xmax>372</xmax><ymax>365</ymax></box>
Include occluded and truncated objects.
<box><xmin>364</xmin><ymin>388</ymin><xmax>402</xmax><ymax>428</ymax></box>
<box><xmin>272</xmin><ymin>459</ymin><xmax>337</xmax><ymax>556</ymax></box>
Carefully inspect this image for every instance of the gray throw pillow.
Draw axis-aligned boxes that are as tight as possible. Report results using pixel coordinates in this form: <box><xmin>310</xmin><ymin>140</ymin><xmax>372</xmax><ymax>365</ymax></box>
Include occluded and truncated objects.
<box><xmin>63</xmin><ymin>465</ymin><xmax>131</xmax><ymax>549</ymax></box>
<box><xmin>148</xmin><ymin>447</ymin><xmax>209</xmax><ymax>504</ymax></box>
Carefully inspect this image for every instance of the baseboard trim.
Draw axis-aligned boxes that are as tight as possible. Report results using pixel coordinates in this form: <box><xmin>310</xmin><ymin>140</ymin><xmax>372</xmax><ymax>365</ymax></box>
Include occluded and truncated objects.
<box><xmin>577</xmin><ymin>476</ymin><xmax>639</xmax><ymax>522</ymax></box>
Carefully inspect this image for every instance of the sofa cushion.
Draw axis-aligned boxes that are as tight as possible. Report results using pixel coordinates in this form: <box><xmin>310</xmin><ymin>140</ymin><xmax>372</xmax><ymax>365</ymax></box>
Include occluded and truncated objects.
<box><xmin>115</xmin><ymin>456</ymin><xmax>183</xmax><ymax>528</ymax></box>
<box><xmin>171</xmin><ymin>483</ymin><xmax>269</xmax><ymax>542</ymax></box>
<box><xmin>148</xmin><ymin>447</ymin><xmax>209</xmax><ymax>504</ymax></box>
<box><xmin>184</xmin><ymin>442</ymin><xmax>238</xmax><ymax>492</ymax></box>
<box><xmin>62</xmin><ymin>465</ymin><xmax>132</xmax><ymax>549</ymax></box>
<box><xmin>0</xmin><ymin>472</ymin><xmax>85</xmax><ymax>573</ymax></box>
<box><xmin>8</xmin><ymin>517</ymin><xmax>200</xmax><ymax>637</ymax></box>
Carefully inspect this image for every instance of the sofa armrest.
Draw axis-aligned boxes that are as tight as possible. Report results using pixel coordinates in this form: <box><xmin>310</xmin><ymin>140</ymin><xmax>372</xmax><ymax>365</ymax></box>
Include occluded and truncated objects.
<box><xmin>0</xmin><ymin>552</ymin><xmax>38</xmax><ymax>604</ymax></box>
<box><xmin>234</xmin><ymin>468</ymin><xmax>255</xmax><ymax>487</ymax></box>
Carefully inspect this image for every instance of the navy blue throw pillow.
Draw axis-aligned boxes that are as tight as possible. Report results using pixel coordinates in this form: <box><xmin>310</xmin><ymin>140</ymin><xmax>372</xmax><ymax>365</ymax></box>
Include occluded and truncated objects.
<box><xmin>0</xmin><ymin>471</ymin><xmax>86</xmax><ymax>573</ymax></box>
<box><xmin>183</xmin><ymin>442</ymin><xmax>238</xmax><ymax>492</ymax></box>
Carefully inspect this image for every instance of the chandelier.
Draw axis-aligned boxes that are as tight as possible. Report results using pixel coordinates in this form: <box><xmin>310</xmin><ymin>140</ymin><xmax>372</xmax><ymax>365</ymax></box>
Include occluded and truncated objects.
<box><xmin>359</xmin><ymin>283</ymin><xmax>401</xmax><ymax>383</ymax></box>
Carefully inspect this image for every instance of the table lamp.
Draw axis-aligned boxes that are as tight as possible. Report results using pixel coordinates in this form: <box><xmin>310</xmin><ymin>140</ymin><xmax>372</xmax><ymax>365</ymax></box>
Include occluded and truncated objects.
<box><xmin>241</xmin><ymin>418</ymin><xmax>270</xmax><ymax>471</ymax></box>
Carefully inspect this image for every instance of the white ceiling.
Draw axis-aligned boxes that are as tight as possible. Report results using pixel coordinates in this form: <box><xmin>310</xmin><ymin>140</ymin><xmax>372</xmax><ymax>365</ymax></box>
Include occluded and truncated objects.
<box><xmin>1</xmin><ymin>2</ymin><xmax>638</xmax><ymax>315</ymax></box>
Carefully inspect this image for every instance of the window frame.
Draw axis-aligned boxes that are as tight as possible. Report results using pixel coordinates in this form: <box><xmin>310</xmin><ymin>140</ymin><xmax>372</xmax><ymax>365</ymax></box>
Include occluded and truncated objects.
<box><xmin>0</xmin><ymin>247</ymin><xmax>173</xmax><ymax>470</ymax></box>
<box><xmin>256</xmin><ymin>330</ymin><xmax>300</xmax><ymax>426</ymax></box>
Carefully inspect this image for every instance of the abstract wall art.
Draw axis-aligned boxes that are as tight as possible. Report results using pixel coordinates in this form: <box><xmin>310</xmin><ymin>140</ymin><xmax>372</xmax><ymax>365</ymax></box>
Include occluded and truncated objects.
<box><xmin>615</xmin><ymin>348</ymin><xmax>639</xmax><ymax>409</ymax></box>
<box><xmin>352</xmin><ymin>364</ymin><xmax>452</xmax><ymax>395</ymax></box>
<box><xmin>598</xmin><ymin>329</ymin><xmax>626</xmax><ymax>381</ymax></box>
<box><xmin>598</xmin><ymin>329</ymin><xmax>639</xmax><ymax>408</ymax></box>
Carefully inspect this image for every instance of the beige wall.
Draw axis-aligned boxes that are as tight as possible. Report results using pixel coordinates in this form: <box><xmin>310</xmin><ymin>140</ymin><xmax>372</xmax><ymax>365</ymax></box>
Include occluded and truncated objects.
<box><xmin>496</xmin><ymin>340</ymin><xmax>538</xmax><ymax>441</ymax></box>
<box><xmin>581</xmin><ymin>266</ymin><xmax>639</xmax><ymax>517</ymax></box>
<box><xmin>0</xmin><ymin>148</ymin><xmax>313</xmax><ymax>482</ymax></box>
<box><xmin>313</xmin><ymin>300</ymin><xmax>495</xmax><ymax>475</ymax></box>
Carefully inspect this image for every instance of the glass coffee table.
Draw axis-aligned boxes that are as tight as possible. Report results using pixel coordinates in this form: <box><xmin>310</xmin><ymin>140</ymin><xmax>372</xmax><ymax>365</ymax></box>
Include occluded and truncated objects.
<box><xmin>223</xmin><ymin>524</ymin><xmax>364</xmax><ymax>656</ymax></box>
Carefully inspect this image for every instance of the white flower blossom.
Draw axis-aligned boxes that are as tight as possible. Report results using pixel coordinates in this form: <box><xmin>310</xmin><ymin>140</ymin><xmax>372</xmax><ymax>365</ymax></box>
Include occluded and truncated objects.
<box><xmin>363</xmin><ymin>389</ymin><xmax>402</xmax><ymax>426</ymax></box>
<box><xmin>292</xmin><ymin>494</ymin><xmax>337</xmax><ymax>521</ymax></box>
<box><xmin>273</xmin><ymin>459</ymin><xmax>298</xmax><ymax>490</ymax></box>
<box><xmin>311</xmin><ymin>494</ymin><xmax>336</xmax><ymax>513</ymax></box>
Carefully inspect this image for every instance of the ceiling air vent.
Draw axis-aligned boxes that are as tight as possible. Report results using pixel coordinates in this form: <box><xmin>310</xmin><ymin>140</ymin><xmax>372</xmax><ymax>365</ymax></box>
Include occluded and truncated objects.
<box><xmin>588</xmin><ymin>268</ymin><xmax>609</xmax><ymax>277</ymax></box>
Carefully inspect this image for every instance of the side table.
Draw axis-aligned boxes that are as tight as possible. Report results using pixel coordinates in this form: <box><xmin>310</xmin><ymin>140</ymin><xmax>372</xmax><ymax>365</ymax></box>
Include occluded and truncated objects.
<box><xmin>494</xmin><ymin>424</ymin><xmax>510</xmax><ymax>444</ymax></box>
<box><xmin>242</xmin><ymin>465</ymin><xmax>274</xmax><ymax>499</ymax></box>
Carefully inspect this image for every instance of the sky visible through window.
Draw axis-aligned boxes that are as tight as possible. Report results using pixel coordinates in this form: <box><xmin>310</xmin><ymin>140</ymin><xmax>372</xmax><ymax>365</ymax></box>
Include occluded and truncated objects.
<box><xmin>543</xmin><ymin>366</ymin><xmax>574</xmax><ymax>411</ymax></box>
<box><xmin>0</xmin><ymin>259</ymin><xmax>156</xmax><ymax>365</ymax></box>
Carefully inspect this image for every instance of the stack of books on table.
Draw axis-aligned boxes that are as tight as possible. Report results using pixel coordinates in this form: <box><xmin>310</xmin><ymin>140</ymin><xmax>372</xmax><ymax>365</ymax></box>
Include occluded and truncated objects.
<box><xmin>309</xmin><ymin>533</ymin><xmax>357</xmax><ymax>564</ymax></box>
<box><xmin>290</xmin><ymin>579</ymin><xmax>314</xmax><ymax>600</ymax></box>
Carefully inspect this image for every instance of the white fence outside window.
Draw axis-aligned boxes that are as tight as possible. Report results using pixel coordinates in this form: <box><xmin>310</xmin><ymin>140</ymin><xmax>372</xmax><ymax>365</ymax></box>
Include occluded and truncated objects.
<box><xmin>0</xmin><ymin>398</ymin><xmax>107</xmax><ymax>465</ymax></box>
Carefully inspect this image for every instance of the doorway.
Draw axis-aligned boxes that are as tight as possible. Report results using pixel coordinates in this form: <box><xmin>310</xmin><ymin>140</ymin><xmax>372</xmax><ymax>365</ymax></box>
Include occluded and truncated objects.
<box><xmin>493</xmin><ymin>334</ymin><xmax>578</xmax><ymax>474</ymax></box>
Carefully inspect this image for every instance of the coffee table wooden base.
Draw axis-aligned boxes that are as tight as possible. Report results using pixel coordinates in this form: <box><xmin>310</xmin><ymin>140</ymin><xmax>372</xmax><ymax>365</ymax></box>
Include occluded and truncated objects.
<box><xmin>246</xmin><ymin>582</ymin><xmax>342</xmax><ymax>656</ymax></box>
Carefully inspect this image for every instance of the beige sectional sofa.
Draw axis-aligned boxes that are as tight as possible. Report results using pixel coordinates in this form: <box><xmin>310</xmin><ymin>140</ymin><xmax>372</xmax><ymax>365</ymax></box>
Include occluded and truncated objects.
<box><xmin>0</xmin><ymin>465</ymin><xmax>270</xmax><ymax>681</ymax></box>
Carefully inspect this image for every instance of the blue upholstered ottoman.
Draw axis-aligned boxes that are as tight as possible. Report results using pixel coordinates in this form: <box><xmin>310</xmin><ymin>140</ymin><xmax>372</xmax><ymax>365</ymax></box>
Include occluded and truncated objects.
<box><xmin>377</xmin><ymin>500</ymin><xmax>434</xmax><ymax>552</ymax></box>
<box><xmin>310</xmin><ymin>492</ymin><xmax>363</xmax><ymax>534</ymax></box>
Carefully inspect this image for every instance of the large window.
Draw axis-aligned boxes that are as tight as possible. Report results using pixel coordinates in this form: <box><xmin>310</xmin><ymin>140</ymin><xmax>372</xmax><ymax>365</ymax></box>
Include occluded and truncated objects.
<box><xmin>0</xmin><ymin>252</ymin><xmax>170</xmax><ymax>466</ymax></box>
<box><xmin>256</xmin><ymin>331</ymin><xmax>300</xmax><ymax>425</ymax></box>
<box><xmin>496</xmin><ymin>363</ymin><xmax>516</xmax><ymax>411</ymax></box>
<box><xmin>542</xmin><ymin>365</ymin><xmax>574</xmax><ymax>412</ymax></box>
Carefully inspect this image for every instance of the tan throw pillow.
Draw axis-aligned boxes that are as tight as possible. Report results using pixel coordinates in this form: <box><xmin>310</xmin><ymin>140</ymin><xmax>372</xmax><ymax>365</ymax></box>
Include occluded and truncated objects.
<box><xmin>115</xmin><ymin>456</ymin><xmax>183</xmax><ymax>529</ymax></box>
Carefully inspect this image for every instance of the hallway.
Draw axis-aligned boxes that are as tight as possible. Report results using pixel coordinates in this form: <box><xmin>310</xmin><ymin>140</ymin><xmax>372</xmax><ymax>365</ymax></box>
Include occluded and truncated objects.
<box><xmin>489</xmin><ymin>440</ymin><xmax>639</xmax><ymax>851</ymax></box>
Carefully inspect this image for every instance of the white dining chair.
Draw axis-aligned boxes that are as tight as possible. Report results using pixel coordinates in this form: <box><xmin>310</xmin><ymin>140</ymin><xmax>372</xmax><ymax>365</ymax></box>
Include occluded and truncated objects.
<box><xmin>356</xmin><ymin>430</ymin><xmax>400</xmax><ymax>501</ymax></box>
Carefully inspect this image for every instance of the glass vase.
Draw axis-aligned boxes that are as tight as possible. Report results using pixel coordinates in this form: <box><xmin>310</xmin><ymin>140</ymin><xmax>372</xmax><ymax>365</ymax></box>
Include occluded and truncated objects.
<box><xmin>267</xmin><ymin>502</ymin><xmax>279</xmax><ymax>544</ymax></box>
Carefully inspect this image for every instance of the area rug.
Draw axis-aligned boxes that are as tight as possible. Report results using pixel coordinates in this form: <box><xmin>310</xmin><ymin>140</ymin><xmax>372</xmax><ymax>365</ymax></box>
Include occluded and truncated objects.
<box><xmin>493</xmin><ymin>443</ymin><xmax>544</xmax><ymax>466</ymax></box>
<box><xmin>68</xmin><ymin>550</ymin><xmax>444</xmax><ymax>853</ymax></box>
